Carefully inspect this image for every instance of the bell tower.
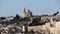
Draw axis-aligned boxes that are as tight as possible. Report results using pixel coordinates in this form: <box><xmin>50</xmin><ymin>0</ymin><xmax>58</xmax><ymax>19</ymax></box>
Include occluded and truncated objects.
<box><xmin>22</xmin><ymin>8</ymin><xmax>27</xmax><ymax>18</ymax></box>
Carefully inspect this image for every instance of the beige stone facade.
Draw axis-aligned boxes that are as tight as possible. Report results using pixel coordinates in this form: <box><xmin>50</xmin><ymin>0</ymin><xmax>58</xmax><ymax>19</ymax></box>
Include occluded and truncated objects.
<box><xmin>28</xmin><ymin>22</ymin><xmax>60</xmax><ymax>34</ymax></box>
<box><xmin>22</xmin><ymin>8</ymin><xmax>32</xmax><ymax>18</ymax></box>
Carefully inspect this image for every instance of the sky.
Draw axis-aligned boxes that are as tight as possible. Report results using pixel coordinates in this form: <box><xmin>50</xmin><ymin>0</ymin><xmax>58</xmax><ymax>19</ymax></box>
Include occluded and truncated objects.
<box><xmin>0</xmin><ymin>0</ymin><xmax>60</xmax><ymax>17</ymax></box>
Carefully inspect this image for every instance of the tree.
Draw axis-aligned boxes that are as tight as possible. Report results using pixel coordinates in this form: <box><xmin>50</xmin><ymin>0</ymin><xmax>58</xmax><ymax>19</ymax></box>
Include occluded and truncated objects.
<box><xmin>53</xmin><ymin>11</ymin><xmax>59</xmax><ymax>16</ymax></box>
<box><xmin>13</xmin><ymin>14</ymin><xmax>21</xmax><ymax>23</ymax></box>
<box><xmin>0</xmin><ymin>17</ymin><xmax>5</xmax><ymax>20</ymax></box>
<box><xmin>15</xmin><ymin>14</ymin><xmax>20</xmax><ymax>18</ymax></box>
<box><xmin>57</xmin><ymin>11</ymin><xmax>59</xmax><ymax>14</ymax></box>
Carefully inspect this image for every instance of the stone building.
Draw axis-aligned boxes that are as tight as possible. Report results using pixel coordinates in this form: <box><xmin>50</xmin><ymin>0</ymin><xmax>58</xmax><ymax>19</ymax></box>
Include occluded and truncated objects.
<box><xmin>28</xmin><ymin>12</ymin><xmax>60</xmax><ymax>34</ymax></box>
<box><xmin>22</xmin><ymin>8</ymin><xmax>32</xmax><ymax>18</ymax></box>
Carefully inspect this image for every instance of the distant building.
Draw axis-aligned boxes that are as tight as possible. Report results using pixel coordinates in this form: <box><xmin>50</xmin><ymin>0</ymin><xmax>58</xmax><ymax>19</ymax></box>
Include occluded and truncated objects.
<box><xmin>22</xmin><ymin>8</ymin><xmax>32</xmax><ymax>18</ymax></box>
<box><xmin>2</xmin><ymin>16</ymin><xmax>14</xmax><ymax>21</ymax></box>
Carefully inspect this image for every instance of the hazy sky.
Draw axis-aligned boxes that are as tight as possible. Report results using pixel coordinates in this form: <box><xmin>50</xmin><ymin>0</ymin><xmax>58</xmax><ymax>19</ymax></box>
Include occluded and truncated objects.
<box><xmin>0</xmin><ymin>0</ymin><xmax>60</xmax><ymax>17</ymax></box>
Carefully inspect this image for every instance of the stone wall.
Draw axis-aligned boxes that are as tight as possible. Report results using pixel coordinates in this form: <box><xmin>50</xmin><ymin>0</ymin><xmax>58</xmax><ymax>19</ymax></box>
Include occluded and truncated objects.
<box><xmin>28</xmin><ymin>25</ymin><xmax>43</xmax><ymax>32</ymax></box>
